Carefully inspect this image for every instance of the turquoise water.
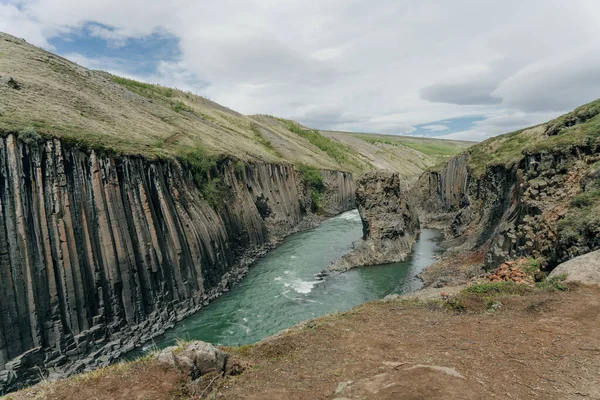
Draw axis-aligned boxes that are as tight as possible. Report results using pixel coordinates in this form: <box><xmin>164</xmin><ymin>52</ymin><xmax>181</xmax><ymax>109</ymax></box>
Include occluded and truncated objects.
<box><xmin>137</xmin><ymin>210</ymin><xmax>443</xmax><ymax>350</ymax></box>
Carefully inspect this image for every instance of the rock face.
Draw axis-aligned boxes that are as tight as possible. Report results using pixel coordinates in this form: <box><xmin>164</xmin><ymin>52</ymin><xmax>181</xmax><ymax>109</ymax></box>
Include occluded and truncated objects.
<box><xmin>330</xmin><ymin>172</ymin><xmax>419</xmax><ymax>271</ymax></box>
<box><xmin>414</xmin><ymin>134</ymin><xmax>600</xmax><ymax>270</ymax></box>
<box><xmin>0</xmin><ymin>134</ymin><xmax>355</xmax><ymax>394</ymax></box>
<box><xmin>549</xmin><ymin>250</ymin><xmax>600</xmax><ymax>285</ymax></box>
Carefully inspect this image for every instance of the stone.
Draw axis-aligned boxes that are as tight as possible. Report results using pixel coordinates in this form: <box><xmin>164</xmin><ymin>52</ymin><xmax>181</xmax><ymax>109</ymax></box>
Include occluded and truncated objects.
<box><xmin>0</xmin><ymin>75</ymin><xmax>21</xmax><ymax>90</ymax></box>
<box><xmin>154</xmin><ymin>341</ymin><xmax>228</xmax><ymax>379</ymax></box>
<box><xmin>404</xmin><ymin>364</ymin><xmax>465</xmax><ymax>379</ymax></box>
<box><xmin>549</xmin><ymin>250</ymin><xmax>600</xmax><ymax>285</ymax></box>
<box><xmin>335</xmin><ymin>380</ymin><xmax>354</xmax><ymax>394</ymax></box>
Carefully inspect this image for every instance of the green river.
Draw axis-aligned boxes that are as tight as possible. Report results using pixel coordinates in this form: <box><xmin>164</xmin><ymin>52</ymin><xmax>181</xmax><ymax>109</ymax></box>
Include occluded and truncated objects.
<box><xmin>137</xmin><ymin>209</ymin><xmax>443</xmax><ymax>351</ymax></box>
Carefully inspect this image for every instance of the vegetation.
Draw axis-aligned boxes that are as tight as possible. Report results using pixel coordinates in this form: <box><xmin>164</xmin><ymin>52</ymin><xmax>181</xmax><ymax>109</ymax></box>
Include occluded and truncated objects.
<box><xmin>466</xmin><ymin>99</ymin><xmax>600</xmax><ymax>176</ymax></box>
<box><xmin>558</xmin><ymin>187</ymin><xmax>600</xmax><ymax>246</ymax></box>
<box><xmin>297</xmin><ymin>164</ymin><xmax>325</xmax><ymax>212</ymax></box>
<box><xmin>445</xmin><ymin>277</ymin><xmax>568</xmax><ymax>313</ymax></box>
<box><xmin>251</xmin><ymin>124</ymin><xmax>283</xmax><ymax>158</ymax></box>
<box><xmin>178</xmin><ymin>145</ymin><xmax>227</xmax><ymax>207</ymax></box>
<box><xmin>285</xmin><ymin>122</ymin><xmax>350</xmax><ymax>164</ymax></box>
<box><xmin>355</xmin><ymin>134</ymin><xmax>466</xmax><ymax>159</ymax></box>
<box><xmin>171</xmin><ymin>100</ymin><xmax>194</xmax><ymax>114</ymax></box>
<box><xmin>17</xmin><ymin>126</ymin><xmax>42</xmax><ymax>145</ymax></box>
<box><xmin>108</xmin><ymin>75</ymin><xmax>175</xmax><ymax>99</ymax></box>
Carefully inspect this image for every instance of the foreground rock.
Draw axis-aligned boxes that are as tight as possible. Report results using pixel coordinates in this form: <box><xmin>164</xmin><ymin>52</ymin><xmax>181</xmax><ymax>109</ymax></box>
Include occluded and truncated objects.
<box><xmin>549</xmin><ymin>250</ymin><xmax>600</xmax><ymax>285</ymax></box>
<box><xmin>330</xmin><ymin>171</ymin><xmax>420</xmax><ymax>271</ymax></box>
<box><xmin>155</xmin><ymin>341</ymin><xmax>228</xmax><ymax>379</ymax></box>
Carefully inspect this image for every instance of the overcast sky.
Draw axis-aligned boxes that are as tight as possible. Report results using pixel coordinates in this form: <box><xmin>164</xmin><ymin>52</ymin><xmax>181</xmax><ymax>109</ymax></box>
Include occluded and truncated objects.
<box><xmin>2</xmin><ymin>0</ymin><xmax>600</xmax><ymax>141</ymax></box>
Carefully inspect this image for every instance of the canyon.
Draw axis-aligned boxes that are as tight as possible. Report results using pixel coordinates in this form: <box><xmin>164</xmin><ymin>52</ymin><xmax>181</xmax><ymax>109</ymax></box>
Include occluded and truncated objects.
<box><xmin>3</xmin><ymin>28</ymin><xmax>600</xmax><ymax>399</ymax></box>
<box><xmin>0</xmin><ymin>32</ymin><xmax>469</xmax><ymax>394</ymax></box>
<box><xmin>0</xmin><ymin>133</ymin><xmax>357</xmax><ymax>393</ymax></box>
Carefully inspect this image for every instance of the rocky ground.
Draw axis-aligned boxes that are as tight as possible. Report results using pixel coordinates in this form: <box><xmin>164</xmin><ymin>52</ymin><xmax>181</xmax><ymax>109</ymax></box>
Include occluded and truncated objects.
<box><xmin>9</xmin><ymin>282</ymin><xmax>600</xmax><ymax>400</ymax></box>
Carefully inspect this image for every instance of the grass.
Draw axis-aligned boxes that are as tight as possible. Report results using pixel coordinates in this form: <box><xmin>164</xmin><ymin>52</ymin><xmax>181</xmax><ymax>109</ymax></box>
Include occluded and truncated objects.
<box><xmin>178</xmin><ymin>145</ymin><xmax>227</xmax><ymax>208</ymax></box>
<box><xmin>285</xmin><ymin>121</ymin><xmax>351</xmax><ymax>164</ymax></box>
<box><xmin>355</xmin><ymin>134</ymin><xmax>465</xmax><ymax>158</ymax></box>
<box><xmin>466</xmin><ymin>99</ymin><xmax>600</xmax><ymax>176</ymax></box>
<box><xmin>445</xmin><ymin>277</ymin><xmax>568</xmax><ymax>313</ymax></box>
<box><xmin>107</xmin><ymin>75</ymin><xmax>175</xmax><ymax>99</ymax></box>
<box><xmin>171</xmin><ymin>100</ymin><xmax>194</xmax><ymax>114</ymax></box>
<box><xmin>297</xmin><ymin>164</ymin><xmax>324</xmax><ymax>212</ymax></box>
<box><xmin>250</xmin><ymin>124</ymin><xmax>283</xmax><ymax>158</ymax></box>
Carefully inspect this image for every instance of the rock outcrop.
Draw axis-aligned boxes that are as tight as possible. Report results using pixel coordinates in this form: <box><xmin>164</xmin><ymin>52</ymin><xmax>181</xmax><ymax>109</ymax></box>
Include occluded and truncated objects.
<box><xmin>0</xmin><ymin>134</ymin><xmax>355</xmax><ymax>394</ymax></box>
<box><xmin>329</xmin><ymin>172</ymin><xmax>419</xmax><ymax>271</ymax></box>
<box><xmin>549</xmin><ymin>250</ymin><xmax>600</xmax><ymax>285</ymax></box>
<box><xmin>414</xmin><ymin>127</ymin><xmax>600</xmax><ymax>271</ymax></box>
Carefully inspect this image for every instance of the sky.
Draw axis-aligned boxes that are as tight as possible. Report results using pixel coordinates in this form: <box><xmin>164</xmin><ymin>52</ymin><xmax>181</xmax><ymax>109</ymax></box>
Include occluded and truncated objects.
<box><xmin>1</xmin><ymin>0</ymin><xmax>600</xmax><ymax>141</ymax></box>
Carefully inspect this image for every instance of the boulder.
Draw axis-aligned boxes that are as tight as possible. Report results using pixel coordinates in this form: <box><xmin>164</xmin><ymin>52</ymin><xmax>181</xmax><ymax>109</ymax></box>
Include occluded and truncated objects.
<box><xmin>154</xmin><ymin>341</ymin><xmax>228</xmax><ymax>379</ymax></box>
<box><xmin>549</xmin><ymin>250</ymin><xmax>600</xmax><ymax>285</ymax></box>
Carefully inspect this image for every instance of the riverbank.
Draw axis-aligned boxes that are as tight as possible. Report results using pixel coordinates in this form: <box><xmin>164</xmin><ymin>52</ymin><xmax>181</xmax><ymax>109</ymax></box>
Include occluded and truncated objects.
<box><xmin>8</xmin><ymin>280</ymin><xmax>599</xmax><ymax>399</ymax></box>
<box><xmin>125</xmin><ymin>212</ymin><xmax>442</xmax><ymax>352</ymax></box>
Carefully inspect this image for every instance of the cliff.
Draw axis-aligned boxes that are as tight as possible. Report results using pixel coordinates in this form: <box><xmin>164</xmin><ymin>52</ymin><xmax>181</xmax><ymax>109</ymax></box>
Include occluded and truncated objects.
<box><xmin>329</xmin><ymin>171</ymin><xmax>419</xmax><ymax>271</ymax></box>
<box><xmin>414</xmin><ymin>99</ymin><xmax>600</xmax><ymax>271</ymax></box>
<box><xmin>0</xmin><ymin>134</ymin><xmax>355</xmax><ymax>394</ymax></box>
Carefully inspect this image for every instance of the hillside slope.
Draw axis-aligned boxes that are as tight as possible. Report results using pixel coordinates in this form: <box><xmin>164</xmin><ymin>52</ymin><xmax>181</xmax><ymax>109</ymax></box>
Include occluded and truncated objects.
<box><xmin>323</xmin><ymin>131</ymin><xmax>473</xmax><ymax>182</ymax></box>
<box><xmin>0</xmin><ymin>32</ymin><xmax>469</xmax><ymax>178</ymax></box>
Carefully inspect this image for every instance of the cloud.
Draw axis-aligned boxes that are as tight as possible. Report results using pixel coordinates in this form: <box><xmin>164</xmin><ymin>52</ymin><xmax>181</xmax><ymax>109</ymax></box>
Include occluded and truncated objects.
<box><xmin>1</xmin><ymin>0</ymin><xmax>600</xmax><ymax>141</ymax></box>
<box><xmin>439</xmin><ymin>111</ymin><xmax>560</xmax><ymax>141</ymax></box>
<box><xmin>421</xmin><ymin>124</ymin><xmax>448</xmax><ymax>132</ymax></box>
<box><xmin>420</xmin><ymin>82</ymin><xmax>503</xmax><ymax>106</ymax></box>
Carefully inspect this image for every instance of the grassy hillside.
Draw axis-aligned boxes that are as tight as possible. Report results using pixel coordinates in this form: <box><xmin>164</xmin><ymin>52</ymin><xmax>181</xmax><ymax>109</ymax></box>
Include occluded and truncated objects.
<box><xmin>0</xmin><ymin>31</ymin><xmax>468</xmax><ymax>177</ymax></box>
<box><xmin>322</xmin><ymin>131</ymin><xmax>473</xmax><ymax>182</ymax></box>
<box><xmin>465</xmin><ymin>99</ymin><xmax>600</xmax><ymax>176</ymax></box>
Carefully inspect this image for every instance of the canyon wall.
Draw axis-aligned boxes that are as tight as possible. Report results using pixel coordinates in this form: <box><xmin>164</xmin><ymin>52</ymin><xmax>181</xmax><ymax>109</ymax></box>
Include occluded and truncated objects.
<box><xmin>0</xmin><ymin>134</ymin><xmax>355</xmax><ymax>393</ymax></box>
<box><xmin>414</xmin><ymin>141</ymin><xmax>600</xmax><ymax>270</ymax></box>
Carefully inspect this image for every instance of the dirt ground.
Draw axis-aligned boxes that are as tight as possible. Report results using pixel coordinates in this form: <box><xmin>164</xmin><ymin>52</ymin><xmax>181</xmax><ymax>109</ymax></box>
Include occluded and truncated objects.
<box><xmin>9</xmin><ymin>285</ymin><xmax>600</xmax><ymax>400</ymax></box>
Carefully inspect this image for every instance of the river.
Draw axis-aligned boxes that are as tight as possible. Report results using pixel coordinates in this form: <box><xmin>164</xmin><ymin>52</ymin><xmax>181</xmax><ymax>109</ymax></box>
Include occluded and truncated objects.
<box><xmin>135</xmin><ymin>209</ymin><xmax>443</xmax><ymax>351</ymax></box>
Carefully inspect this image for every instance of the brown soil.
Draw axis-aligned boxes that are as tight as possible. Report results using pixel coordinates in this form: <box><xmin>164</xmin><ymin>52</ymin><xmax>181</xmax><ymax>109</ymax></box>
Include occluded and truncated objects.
<box><xmin>9</xmin><ymin>285</ymin><xmax>600</xmax><ymax>400</ymax></box>
<box><xmin>8</xmin><ymin>358</ymin><xmax>186</xmax><ymax>400</ymax></box>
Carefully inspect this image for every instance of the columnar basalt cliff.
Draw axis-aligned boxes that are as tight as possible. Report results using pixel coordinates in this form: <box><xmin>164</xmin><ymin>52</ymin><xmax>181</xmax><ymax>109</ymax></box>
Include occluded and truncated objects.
<box><xmin>0</xmin><ymin>134</ymin><xmax>355</xmax><ymax>394</ymax></box>
<box><xmin>414</xmin><ymin>105</ymin><xmax>600</xmax><ymax>271</ymax></box>
<box><xmin>329</xmin><ymin>171</ymin><xmax>420</xmax><ymax>271</ymax></box>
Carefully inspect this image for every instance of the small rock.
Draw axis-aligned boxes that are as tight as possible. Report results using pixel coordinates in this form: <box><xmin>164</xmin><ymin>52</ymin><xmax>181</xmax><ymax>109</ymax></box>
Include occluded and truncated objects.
<box><xmin>0</xmin><ymin>75</ymin><xmax>21</xmax><ymax>90</ymax></box>
<box><xmin>335</xmin><ymin>380</ymin><xmax>354</xmax><ymax>394</ymax></box>
<box><xmin>382</xmin><ymin>361</ymin><xmax>406</xmax><ymax>369</ymax></box>
<box><xmin>405</xmin><ymin>364</ymin><xmax>465</xmax><ymax>379</ymax></box>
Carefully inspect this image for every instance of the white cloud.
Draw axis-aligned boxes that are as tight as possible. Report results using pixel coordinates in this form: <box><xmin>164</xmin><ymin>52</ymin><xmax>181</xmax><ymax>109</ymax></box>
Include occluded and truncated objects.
<box><xmin>1</xmin><ymin>0</ymin><xmax>600</xmax><ymax>141</ymax></box>
<box><xmin>439</xmin><ymin>111</ymin><xmax>560</xmax><ymax>142</ymax></box>
<box><xmin>421</xmin><ymin>124</ymin><xmax>448</xmax><ymax>132</ymax></box>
